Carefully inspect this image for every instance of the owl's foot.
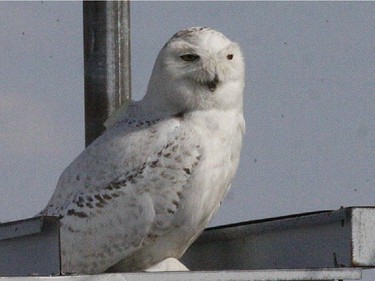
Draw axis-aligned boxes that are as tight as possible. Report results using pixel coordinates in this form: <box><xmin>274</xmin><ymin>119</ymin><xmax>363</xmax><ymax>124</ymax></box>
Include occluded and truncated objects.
<box><xmin>145</xmin><ymin>258</ymin><xmax>189</xmax><ymax>272</ymax></box>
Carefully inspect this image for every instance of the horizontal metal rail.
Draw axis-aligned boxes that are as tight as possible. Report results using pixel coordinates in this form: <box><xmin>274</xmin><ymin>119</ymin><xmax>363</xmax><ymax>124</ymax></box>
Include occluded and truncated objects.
<box><xmin>1</xmin><ymin>207</ymin><xmax>374</xmax><ymax>279</ymax></box>
<box><xmin>182</xmin><ymin>207</ymin><xmax>375</xmax><ymax>270</ymax></box>
<box><xmin>0</xmin><ymin>268</ymin><xmax>362</xmax><ymax>281</ymax></box>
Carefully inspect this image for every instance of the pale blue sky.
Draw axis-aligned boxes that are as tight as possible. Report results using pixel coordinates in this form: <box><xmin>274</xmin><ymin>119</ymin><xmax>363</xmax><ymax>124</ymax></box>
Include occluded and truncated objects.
<box><xmin>1</xmin><ymin>2</ymin><xmax>375</xmax><ymax>277</ymax></box>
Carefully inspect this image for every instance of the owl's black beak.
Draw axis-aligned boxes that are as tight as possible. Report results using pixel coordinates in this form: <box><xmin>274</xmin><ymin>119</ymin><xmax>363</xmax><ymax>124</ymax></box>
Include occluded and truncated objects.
<box><xmin>206</xmin><ymin>74</ymin><xmax>219</xmax><ymax>92</ymax></box>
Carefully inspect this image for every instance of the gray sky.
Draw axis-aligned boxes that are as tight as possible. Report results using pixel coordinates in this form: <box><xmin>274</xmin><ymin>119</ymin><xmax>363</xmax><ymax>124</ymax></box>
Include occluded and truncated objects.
<box><xmin>1</xmin><ymin>1</ymin><xmax>375</xmax><ymax>278</ymax></box>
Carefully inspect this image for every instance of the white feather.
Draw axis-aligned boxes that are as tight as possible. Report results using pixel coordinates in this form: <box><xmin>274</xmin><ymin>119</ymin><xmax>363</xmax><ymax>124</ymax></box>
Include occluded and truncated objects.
<box><xmin>40</xmin><ymin>26</ymin><xmax>245</xmax><ymax>274</ymax></box>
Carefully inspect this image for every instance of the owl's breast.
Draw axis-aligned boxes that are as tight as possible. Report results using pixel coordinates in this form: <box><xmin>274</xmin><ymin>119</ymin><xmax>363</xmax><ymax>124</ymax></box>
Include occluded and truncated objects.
<box><xmin>178</xmin><ymin>109</ymin><xmax>244</xmax><ymax>230</ymax></box>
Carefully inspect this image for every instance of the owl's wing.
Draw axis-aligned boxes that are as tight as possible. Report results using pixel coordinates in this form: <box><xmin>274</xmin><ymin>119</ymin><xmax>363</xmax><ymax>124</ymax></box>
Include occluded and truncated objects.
<box><xmin>41</xmin><ymin>116</ymin><xmax>202</xmax><ymax>273</ymax></box>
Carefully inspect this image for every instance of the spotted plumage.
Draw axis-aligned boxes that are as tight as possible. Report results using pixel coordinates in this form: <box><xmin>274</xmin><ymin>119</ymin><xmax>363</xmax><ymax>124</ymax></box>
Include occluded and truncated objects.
<box><xmin>40</xmin><ymin>26</ymin><xmax>245</xmax><ymax>274</ymax></box>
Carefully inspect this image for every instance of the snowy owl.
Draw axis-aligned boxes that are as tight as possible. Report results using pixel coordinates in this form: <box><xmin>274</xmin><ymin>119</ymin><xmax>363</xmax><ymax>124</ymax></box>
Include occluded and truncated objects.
<box><xmin>39</xmin><ymin>26</ymin><xmax>245</xmax><ymax>274</ymax></box>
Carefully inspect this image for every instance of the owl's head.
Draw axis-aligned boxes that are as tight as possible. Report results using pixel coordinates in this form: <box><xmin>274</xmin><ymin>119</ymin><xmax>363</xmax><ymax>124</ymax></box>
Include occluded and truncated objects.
<box><xmin>144</xmin><ymin>27</ymin><xmax>245</xmax><ymax>114</ymax></box>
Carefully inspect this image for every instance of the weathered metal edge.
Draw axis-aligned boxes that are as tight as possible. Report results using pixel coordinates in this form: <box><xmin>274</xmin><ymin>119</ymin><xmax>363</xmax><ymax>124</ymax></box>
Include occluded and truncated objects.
<box><xmin>0</xmin><ymin>268</ymin><xmax>362</xmax><ymax>281</ymax></box>
<box><xmin>199</xmin><ymin>207</ymin><xmax>375</xmax><ymax>242</ymax></box>
<box><xmin>351</xmin><ymin>208</ymin><xmax>375</xmax><ymax>267</ymax></box>
<box><xmin>0</xmin><ymin>216</ymin><xmax>59</xmax><ymax>241</ymax></box>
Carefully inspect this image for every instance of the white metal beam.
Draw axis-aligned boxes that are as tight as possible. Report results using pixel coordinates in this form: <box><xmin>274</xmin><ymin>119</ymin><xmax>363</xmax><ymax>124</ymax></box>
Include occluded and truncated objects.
<box><xmin>0</xmin><ymin>269</ymin><xmax>362</xmax><ymax>281</ymax></box>
<box><xmin>1</xmin><ymin>208</ymin><xmax>374</xmax><ymax>278</ymax></box>
<box><xmin>182</xmin><ymin>207</ymin><xmax>375</xmax><ymax>270</ymax></box>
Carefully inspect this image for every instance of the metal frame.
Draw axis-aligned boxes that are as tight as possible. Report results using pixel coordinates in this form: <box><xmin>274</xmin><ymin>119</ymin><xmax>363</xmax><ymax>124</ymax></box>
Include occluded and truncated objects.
<box><xmin>0</xmin><ymin>217</ymin><xmax>60</xmax><ymax>276</ymax></box>
<box><xmin>0</xmin><ymin>269</ymin><xmax>362</xmax><ymax>281</ymax></box>
<box><xmin>182</xmin><ymin>207</ymin><xmax>375</xmax><ymax>270</ymax></box>
<box><xmin>1</xmin><ymin>207</ymin><xmax>374</xmax><ymax>279</ymax></box>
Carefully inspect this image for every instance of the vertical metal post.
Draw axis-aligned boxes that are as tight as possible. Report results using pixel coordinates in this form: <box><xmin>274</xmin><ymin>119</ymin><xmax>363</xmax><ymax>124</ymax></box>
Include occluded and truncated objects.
<box><xmin>83</xmin><ymin>1</ymin><xmax>131</xmax><ymax>147</ymax></box>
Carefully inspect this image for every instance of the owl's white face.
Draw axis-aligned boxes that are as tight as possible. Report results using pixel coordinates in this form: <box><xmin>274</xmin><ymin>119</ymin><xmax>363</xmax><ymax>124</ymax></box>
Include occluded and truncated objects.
<box><xmin>144</xmin><ymin>27</ymin><xmax>245</xmax><ymax>114</ymax></box>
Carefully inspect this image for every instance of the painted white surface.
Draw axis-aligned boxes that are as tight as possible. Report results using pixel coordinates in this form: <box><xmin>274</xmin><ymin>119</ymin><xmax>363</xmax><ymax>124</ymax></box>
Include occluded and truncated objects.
<box><xmin>0</xmin><ymin>269</ymin><xmax>363</xmax><ymax>281</ymax></box>
<box><xmin>0</xmin><ymin>1</ymin><xmax>374</xmax><ymax>279</ymax></box>
<box><xmin>352</xmin><ymin>208</ymin><xmax>375</xmax><ymax>266</ymax></box>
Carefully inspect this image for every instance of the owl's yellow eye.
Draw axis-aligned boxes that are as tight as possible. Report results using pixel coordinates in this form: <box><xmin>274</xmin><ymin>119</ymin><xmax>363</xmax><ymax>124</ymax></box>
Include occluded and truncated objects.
<box><xmin>180</xmin><ymin>54</ymin><xmax>200</xmax><ymax>61</ymax></box>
